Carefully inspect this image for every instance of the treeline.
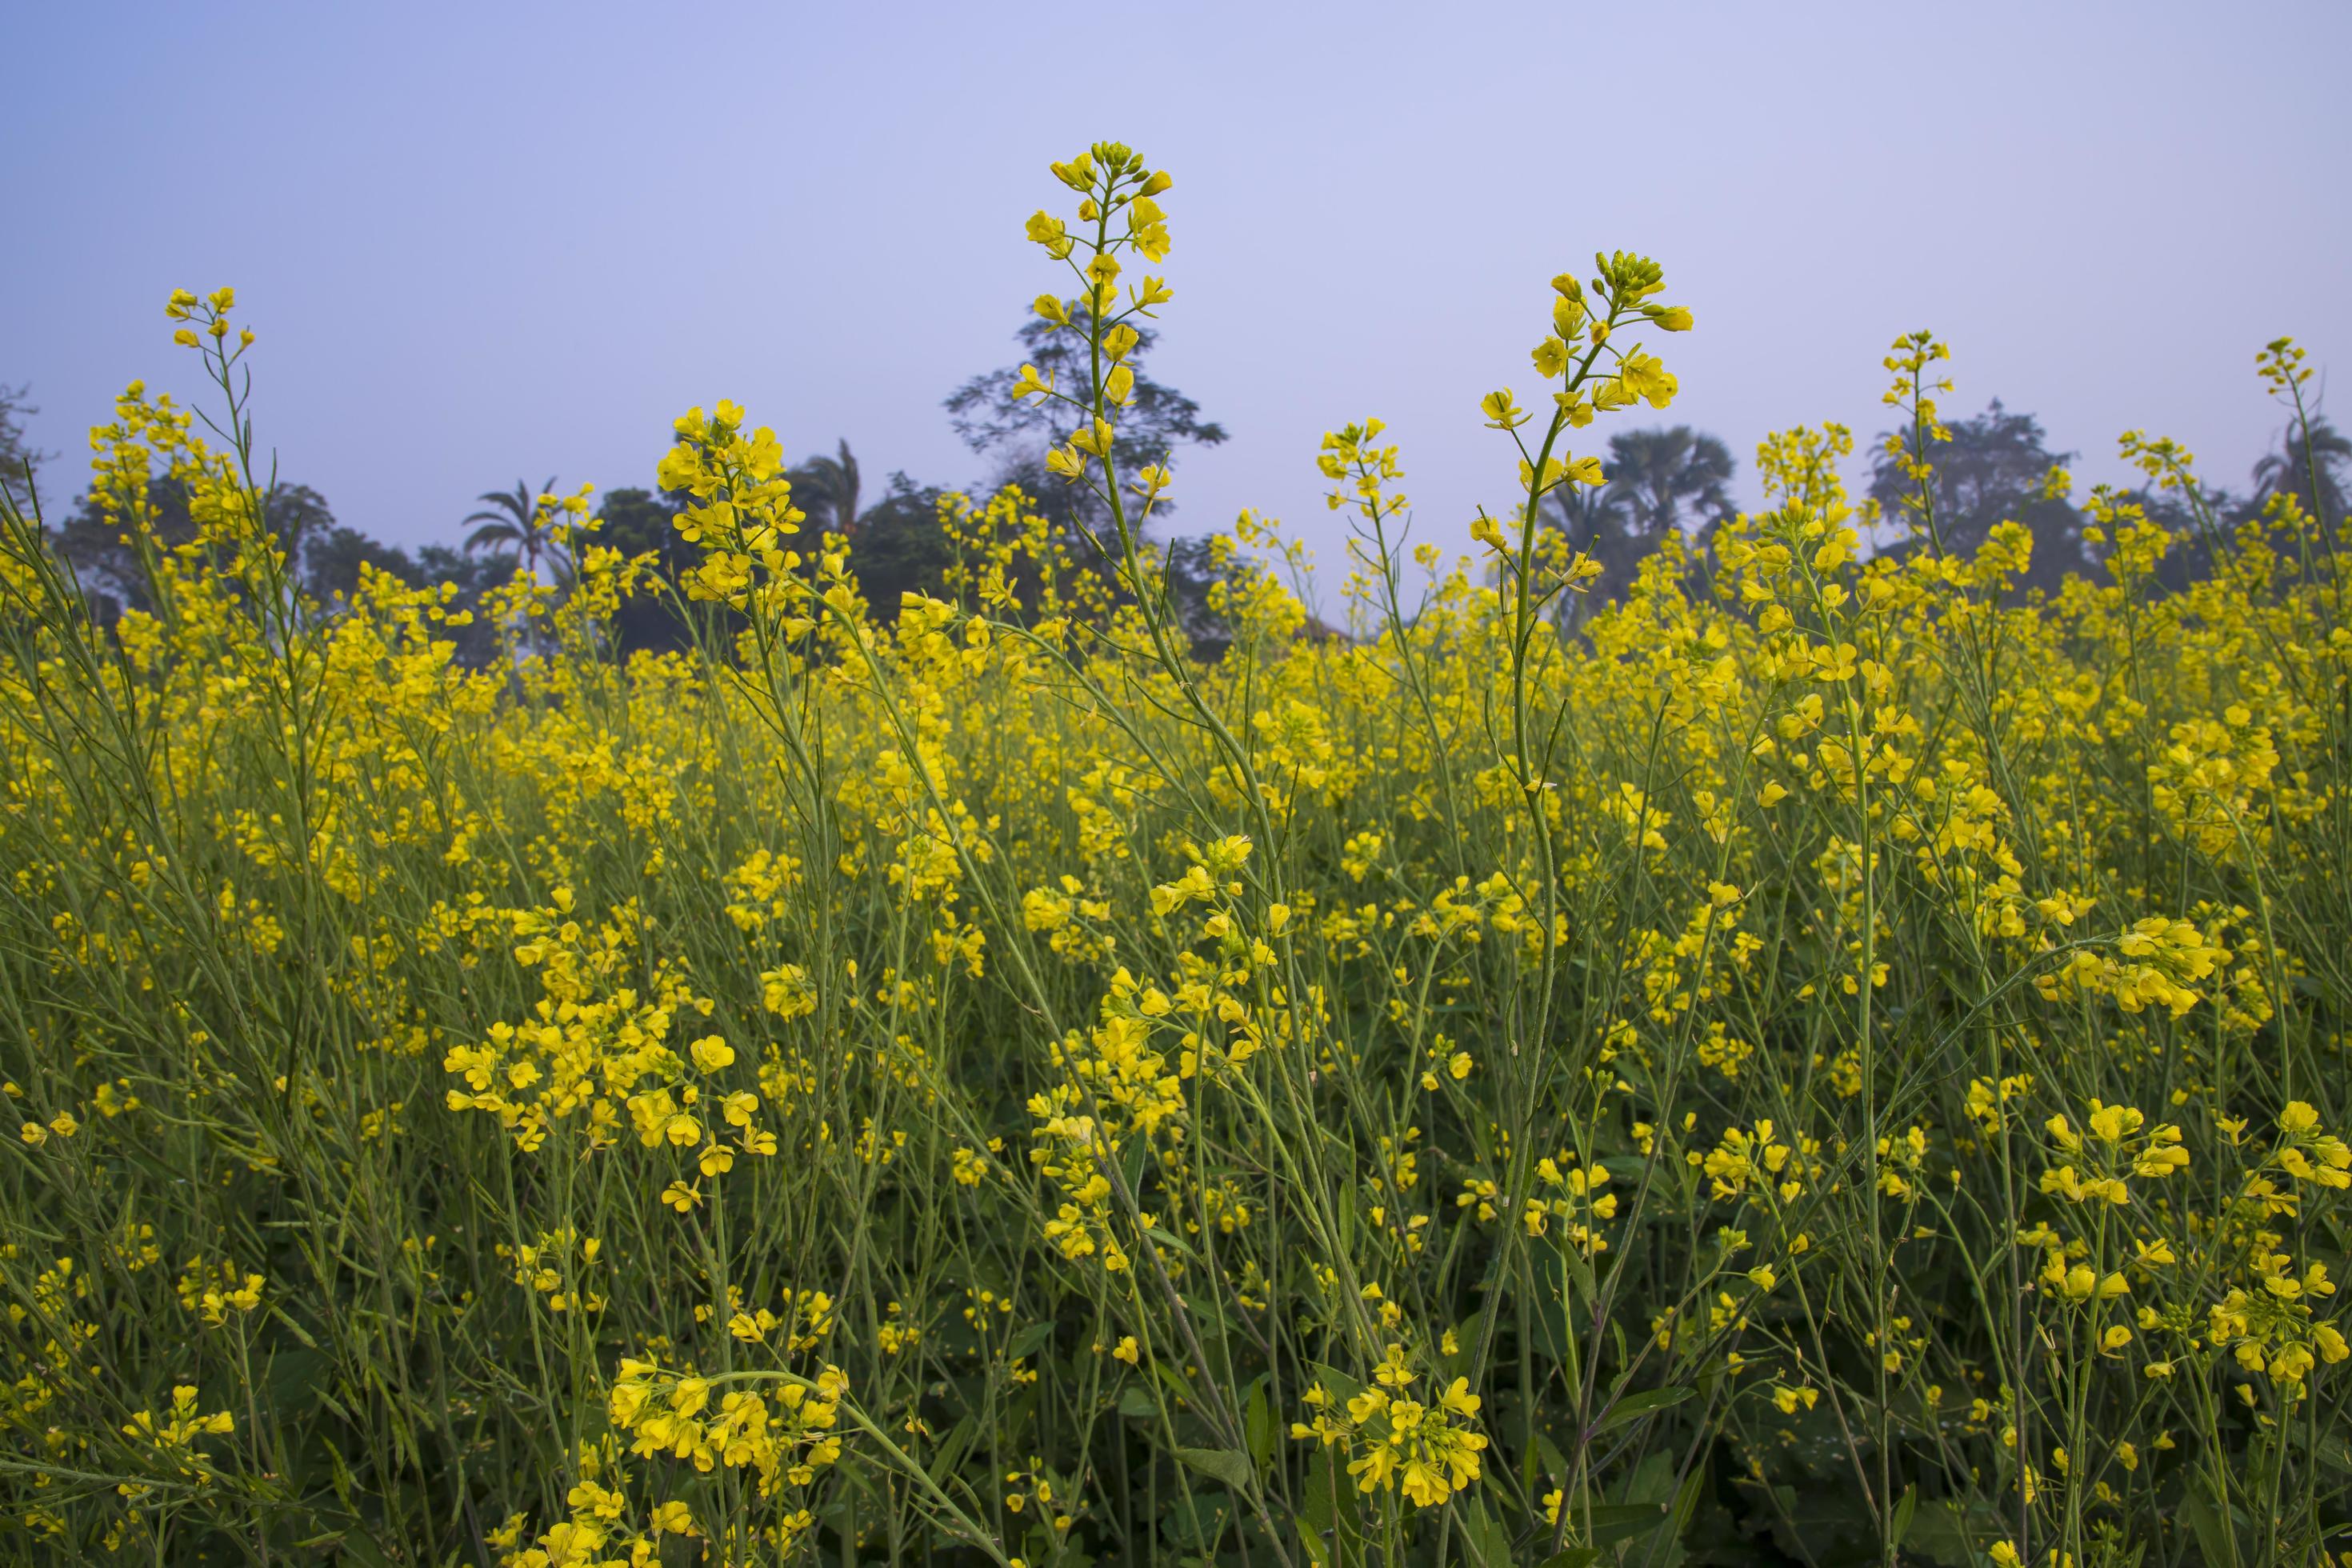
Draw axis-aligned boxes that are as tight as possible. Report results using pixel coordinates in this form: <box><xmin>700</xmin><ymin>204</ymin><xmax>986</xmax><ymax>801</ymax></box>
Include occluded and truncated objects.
<box><xmin>3</xmin><ymin>344</ymin><xmax>2343</xmax><ymax>667</ymax></box>
<box><xmin>1551</xmin><ymin>401</ymin><xmax>2350</xmax><ymax>618</ymax></box>
<box><xmin>0</xmin><ymin>304</ymin><xmax>1245</xmax><ymax>662</ymax></box>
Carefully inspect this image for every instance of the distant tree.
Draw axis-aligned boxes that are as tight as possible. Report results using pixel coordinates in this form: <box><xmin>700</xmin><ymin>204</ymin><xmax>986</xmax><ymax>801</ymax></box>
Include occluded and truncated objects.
<box><xmin>1609</xmin><ymin>426</ymin><xmax>1735</xmax><ymax>540</ymax></box>
<box><xmin>946</xmin><ymin>302</ymin><xmax>1225</xmax><ymax>549</ymax></box>
<box><xmin>1870</xmin><ymin>399</ymin><xmax>2088</xmax><ymax>594</ymax></box>
<box><xmin>1538</xmin><ymin>474</ymin><xmax>1635</xmax><ymax>617</ymax></box>
<box><xmin>54</xmin><ymin>478</ymin><xmax>337</xmax><ymax>614</ymax></box>
<box><xmin>839</xmin><ymin>472</ymin><xmax>954</xmax><ymax>612</ymax></box>
<box><xmin>2070</xmin><ymin>418</ymin><xmax>2347</xmax><ymax>597</ymax></box>
<box><xmin>594</xmin><ymin>486</ymin><xmax>686</xmax><ymax>565</ymax></box>
<box><xmin>2126</xmin><ymin>484</ymin><xmax>2230</xmax><ymax>595</ymax></box>
<box><xmin>303</xmin><ymin>525</ymin><xmax>418</xmax><ymax>604</ymax></box>
<box><xmin>1</xmin><ymin>383</ymin><xmax>46</xmax><ymax>513</ymax></box>
<box><xmin>591</xmin><ymin>486</ymin><xmax>698</xmax><ymax>655</ymax></box>
<box><xmin>267</xmin><ymin>483</ymin><xmax>338</xmax><ymax>566</ymax></box>
<box><xmin>463</xmin><ymin>477</ymin><xmax>561</xmax><ymax>578</ymax></box>
<box><xmin>410</xmin><ymin>544</ymin><xmax>507</xmax><ymax>667</ymax></box>
<box><xmin>1161</xmin><ymin>534</ymin><xmax>1239</xmax><ymax>660</ymax></box>
<box><xmin>791</xmin><ymin>441</ymin><xmax>864</xmax><ymax>537</ymax></box>
<box><xmin>2252</xmin><ymin>414</ymin><xmax>2350</xmax><ymax>526</ymax></box>
<box><xmin>1541</xmin><ymin>425</ymin><xmax>1734</xmax><ymax>622</ymax></box>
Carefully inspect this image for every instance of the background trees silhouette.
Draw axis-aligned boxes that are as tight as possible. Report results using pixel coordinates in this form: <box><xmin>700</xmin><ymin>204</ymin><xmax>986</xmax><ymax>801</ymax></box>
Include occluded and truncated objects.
<box><xmin>790</xmin><ymin>439</ymin><xmax>864</xmax><ymax>538</ymax></box>
<box><xmin>1542</xmin><ymin>424</ymin><xmax>1737</xmax><ymax>623</ymax></box>
<box><xmin>1867</xmin><ymin>400</ymin><xmax>2090</xmax><ymax>594</ymax></box>
<box><xmin>2253</xmin><ymin>414</ymin><xmax>2349</xmax><ymax>524</ymax></box>
<box><xmin>0</xmin><ymin>384</ymin><xmax>44</xmax><ymax>513</ymax></box>
<box><xmin>10</xmin><ymin>342</ymin><xmax>2345</xmax><ymax>664</ymax></box>
<box><xmin>946</xmin><ymin>300</ymin><xmax>1227</xmax><ymax>547</ymax></box>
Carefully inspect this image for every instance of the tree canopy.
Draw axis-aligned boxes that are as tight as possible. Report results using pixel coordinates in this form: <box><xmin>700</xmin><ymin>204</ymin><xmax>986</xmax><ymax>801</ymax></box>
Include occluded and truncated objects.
<box><xmin>52</xmin><ymin>477</ymin><xmax>337</xmax><ymax>617</ymax></box>
<box><xmin>2253</xmin><ymin>414</ymin><xmax>2349</xmax><ymax>526</ymax></box>
<box><xmin>1</xmin><ymin>383</ymin><xmax>44</xmax><ymax>512</ymax></box>
<box><xmin>945</xmin><ymin>302</ymin><xmax>1226</xmax><ymax>543</ymax></box>
<box><xmin>1869</xmin><ymin>399</ymin><xmax>2089</xmax><ymax>594</ymax></box>
<box><xmin>1542</xmin><ymin>424</ymin><xmax>1737</xmax><ymax>621</ymax></box>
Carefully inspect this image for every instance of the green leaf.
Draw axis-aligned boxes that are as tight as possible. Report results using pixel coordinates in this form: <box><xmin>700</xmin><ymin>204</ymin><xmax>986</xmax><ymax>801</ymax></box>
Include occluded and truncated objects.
<box><xmin>1162</xmin><ymin>1490</ymin><xmax>1234</xmax><ymax>1552</ymax></box>
<box><xmin>1593</xmin><ymin>1382</ymin><xmax>1694</xmax><ymax>1434</ymax></box>
<box><xmin>1899</xmin><ymin>1500</ymin><xmax>2002</xmax><ymax>1567</ymax></box>
<box><xmin>334</xmin><ymin>1533</ymin><xmax>398</xmax><ymax>1568</ymax></box>
<box><xmin>2182</xmin><ymin>1478</ymin><xmax>2234</xmax><ymax>1568</ymax></box>
<box><xmin>1561</xmin><ymin>1244</ymin><xmax>1596</xmax><ymax>1306</ymax></box>
<box><xmin>934</xmin><ymin>1412</ymin><xmax>978</xmax><ymax>1475</ymax></box>
<box><xmin>1620</xmin><ymin>1449</ymin><xmax>1678</xmax><ymax>1506</ymax></box>
<box><xmin>1118</xmin><ymin>1384</ymin><xmax>1159</xmax><ymax>1419</ymax></box>
<box><xmin>1006</xmin><ymin>1320</ymin><xmax>1055</xmax><ymax>1363</ymax></box>
<box><xmin>1145</xmin><ymin>1225</ymin><xmax>1203</xmax><ymax>1266</ymax></box>
<box><xmin>1456</xmin><ymin>1494</ymin><xmax>1514</xmax><ymax>1568</ymax></box>
<box><xmin>264</xmin><ymin>1347</ymin><xmax>330</xmax><ymax>1421</ymax></box>
<box><xmin>1448</xmin><ymin>1305</ymin><xmax>1490</xmax><ymax>1376</ymax></box>
<box><xmin>1301</xmin><ymin>1454</ymin><xmax>1336</xmax><ymax>1535</ymax></box>
<box><xmin>1670</xmin><ymin>1459</ymin><xmax>1708</xmax><ymax>1538</ymax></box>
<box><xmin>1575</xmin><ymin>1501</ymin><xmax>1674</xmax><ymax>1548</ymax></box>
<box><xmin>1538</xmin><ymin>1550</ymin><xmax>1601</xmax><ymax>1568</ymax></box>
<box><xmin>1890</xmin><ymin>1483</ymin><xmax>1918</xmax><ymax>1548</ymax></box>
<box><xmin>1173</xmin><ymin>1446</ymin><xmax>1254</xmax><ymax>1494</ymax></box>
<box><xmin>1243</xmin><ymin>1376</ymin><xmax>1275</xmax><ymax>1467</ymax></box>
<box><xmin>1308</xmin><ymin>1361</ymin><xmax>1367</xmax><ymax>1406</ymax></box>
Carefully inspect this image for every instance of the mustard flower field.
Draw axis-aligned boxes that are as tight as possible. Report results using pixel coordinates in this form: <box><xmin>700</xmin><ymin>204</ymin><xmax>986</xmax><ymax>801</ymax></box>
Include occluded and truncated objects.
<box><xmin>3</xmin><ymin>143</ymin><xmax>2348</xmax><ymax>1568</ymax></box>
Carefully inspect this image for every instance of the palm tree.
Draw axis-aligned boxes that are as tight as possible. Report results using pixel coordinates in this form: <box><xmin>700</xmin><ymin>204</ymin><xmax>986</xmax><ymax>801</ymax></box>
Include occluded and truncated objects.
<box><xmin>463</xmin><ymin>476</ymin><xmax>561</xmax><ymax>578</ymax></box>
<box><xmin>2252</xmin><ymin>414</ymin><xmax>2350</xmax><ymax>526</ymax></box>
<box><xmin>1605</xmin><ymin>426</ymin><xmax>1734</xmax><ymax>540</ymax></box>
<box><xmin>1542</xmin><ymin>474</ymin><xmax>1631</xmax><ymax>552</ymax></box>
<box><xmin>790</xmin><ymin>441</ymin><xmax>862</xmax><ymax>536</ymax></box>
<box><xmin>1538</xmin><ymin>470</ymin><xmax>1636</xmax><ymax>629</ymax></box>
<box><xmin>1541</xmin><ymin>426</ymin><xmax>1736</xmax><ymax>626</ymax></box>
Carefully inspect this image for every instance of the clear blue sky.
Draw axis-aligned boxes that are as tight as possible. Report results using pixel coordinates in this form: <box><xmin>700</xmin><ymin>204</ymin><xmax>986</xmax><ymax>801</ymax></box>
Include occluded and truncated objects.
<box><xmin>7</xmin><ymin>1</ymin><xmax>2346</xmax><ymax>579</ymax></box>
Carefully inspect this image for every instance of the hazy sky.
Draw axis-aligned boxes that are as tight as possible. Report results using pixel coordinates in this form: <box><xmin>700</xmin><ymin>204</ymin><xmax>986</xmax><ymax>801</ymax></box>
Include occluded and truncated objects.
<box><xmin>8</xmin><ymin>1</ymin><xmax>2347</xmax><ymax>585</ymax></box>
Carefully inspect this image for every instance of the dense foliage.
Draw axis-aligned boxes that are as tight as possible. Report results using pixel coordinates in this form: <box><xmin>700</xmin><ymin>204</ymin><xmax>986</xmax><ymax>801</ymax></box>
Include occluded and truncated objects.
<box><xmin>2</xmin><ymin>144</ymin><xmax>2348</xmax><ymax>1568</ymax></box>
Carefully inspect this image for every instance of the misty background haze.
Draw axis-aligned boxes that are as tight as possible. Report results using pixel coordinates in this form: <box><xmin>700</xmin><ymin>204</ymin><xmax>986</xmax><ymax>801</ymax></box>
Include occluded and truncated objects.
<box><xmin>6</xmin><ymin>0</ymin><xmax>2347</xmax><ymax>589</ymax></box>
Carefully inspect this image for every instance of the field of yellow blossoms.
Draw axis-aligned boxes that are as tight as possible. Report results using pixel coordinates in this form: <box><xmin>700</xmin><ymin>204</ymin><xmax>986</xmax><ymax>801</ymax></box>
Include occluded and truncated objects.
<box><xmin>3</xmin><ymin>142</ymin><xmax>2349</xmax><ymax>1568</ymax></box>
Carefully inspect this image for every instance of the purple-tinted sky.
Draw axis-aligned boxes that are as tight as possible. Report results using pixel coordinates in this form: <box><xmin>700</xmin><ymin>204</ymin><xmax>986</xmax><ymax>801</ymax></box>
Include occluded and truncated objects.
<box><xmin>7</xmin><ymin>1</ymin><xmax>2347</xmax><ymax>584</ymax></box>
